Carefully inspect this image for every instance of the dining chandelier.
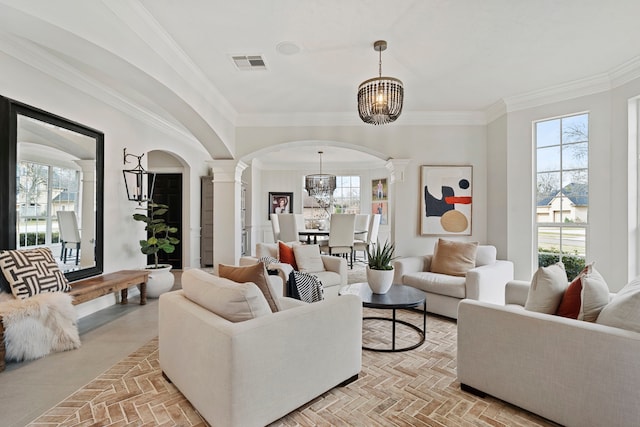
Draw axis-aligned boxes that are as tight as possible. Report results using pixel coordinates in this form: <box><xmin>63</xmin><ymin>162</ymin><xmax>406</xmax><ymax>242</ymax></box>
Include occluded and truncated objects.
<box><xmin>304</xmin><ymin>151</ymin><xmax>336</xmax><ymax>209</ymax></box>
<box><xmin>357</xmin><ymin>40</ymin><xmax>404</xmax><ymax>125</ymax></box>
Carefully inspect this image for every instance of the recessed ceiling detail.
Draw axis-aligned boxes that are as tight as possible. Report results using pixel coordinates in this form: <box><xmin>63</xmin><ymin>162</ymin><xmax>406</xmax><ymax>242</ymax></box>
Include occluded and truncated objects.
<box><xmin>231</xmin><ymin>55</ymin><xmax>267</xmax><ymax>71</ymax></box>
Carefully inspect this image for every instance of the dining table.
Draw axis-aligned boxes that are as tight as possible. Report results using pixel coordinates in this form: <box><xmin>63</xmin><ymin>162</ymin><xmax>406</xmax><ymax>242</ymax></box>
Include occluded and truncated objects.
<box><xmin>298</xmin><ymin>229</ymin><xmax>366</xmax><ymax>244</ymax></box>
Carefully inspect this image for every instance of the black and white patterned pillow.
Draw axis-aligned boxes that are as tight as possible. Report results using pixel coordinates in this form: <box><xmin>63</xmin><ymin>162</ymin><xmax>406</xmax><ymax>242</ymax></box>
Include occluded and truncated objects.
<box><xmin>0</xmin><ymin>248</ymin><xmax>70</xmax><ymax>299</ymax></box>
<box><xmin>259</xmin><ymin>256</ymin><xmax>280</xmax><ymax>272</ymax></box>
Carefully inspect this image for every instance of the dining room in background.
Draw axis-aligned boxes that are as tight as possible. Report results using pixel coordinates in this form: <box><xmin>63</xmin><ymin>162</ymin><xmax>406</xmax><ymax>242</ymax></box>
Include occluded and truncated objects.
<box><xmin>421</xmin><ymin>165</ymin><xmax>473</xmax><ymax>236</ymax></box>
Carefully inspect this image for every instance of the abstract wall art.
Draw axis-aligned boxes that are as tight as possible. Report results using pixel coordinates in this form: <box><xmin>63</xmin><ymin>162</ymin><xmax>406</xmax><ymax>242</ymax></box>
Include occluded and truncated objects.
<box><xmin>420</xmin><ymin>165</ymin><xmax>472</xmax><ymax>235</ymax></box>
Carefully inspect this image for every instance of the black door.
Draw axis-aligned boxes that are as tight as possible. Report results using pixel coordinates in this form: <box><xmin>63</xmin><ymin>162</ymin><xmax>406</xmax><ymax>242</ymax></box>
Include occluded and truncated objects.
<box><xmin>148</xmin><ymin>173</ymin><xmax>183</xmax><ymax>269</ymax></box>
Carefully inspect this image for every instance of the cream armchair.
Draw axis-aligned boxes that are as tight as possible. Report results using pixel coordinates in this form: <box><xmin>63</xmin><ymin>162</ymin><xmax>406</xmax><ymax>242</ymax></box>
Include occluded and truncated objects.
<box><xmin>240</xmin><ymin>242</ymin><xmax>347</xmax><ymax>298</ymax></box>
<box><xmin>159</xmin><ymin>271</ymin><xmax>362</xmax><ymax>427</ymax></box>
<box><xmin>393</xmin><ymin>245</ymin><xmax>513</xmax><ymax>319</ymax></box>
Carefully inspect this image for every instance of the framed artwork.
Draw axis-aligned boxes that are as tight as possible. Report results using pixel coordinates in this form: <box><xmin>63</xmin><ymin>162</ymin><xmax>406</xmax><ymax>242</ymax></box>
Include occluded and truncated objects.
<box><xmin>420</xmin><ymin>165</ymin><xmax>472</xmax><ymax>235</ymax></box>
<box><xmin>268</xmin><ymin>192</ymin><xmax>293</xmax><ymax>219</ymax></box>
<box><xmin>371</xmin><ymin>201</ymin><xmax>388</xmax><ymax>225</ymax></box>
<box><xmin>372</xmin><ymin>178</ymin><xmax>387</xmax><ymax>201</ymax></box>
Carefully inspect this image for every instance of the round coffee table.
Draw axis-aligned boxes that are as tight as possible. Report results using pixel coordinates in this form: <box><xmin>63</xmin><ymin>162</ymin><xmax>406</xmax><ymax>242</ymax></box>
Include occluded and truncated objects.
<box><xmin>340</xmin><ymin>283</ymin><xmax>427</xmax><ymax>352</ymax></box>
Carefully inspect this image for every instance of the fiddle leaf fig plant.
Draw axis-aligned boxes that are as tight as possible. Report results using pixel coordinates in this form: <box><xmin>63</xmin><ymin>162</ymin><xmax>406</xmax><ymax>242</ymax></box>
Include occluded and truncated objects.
<box><xmin>366</xmin><ymin>239</ymin><xmax>397</xmax><ymax>270</ymax></box>
<box><xmin>133</xmin><ymin>202</ymin><xmax>180</xmax><ymax>269</ymax></box>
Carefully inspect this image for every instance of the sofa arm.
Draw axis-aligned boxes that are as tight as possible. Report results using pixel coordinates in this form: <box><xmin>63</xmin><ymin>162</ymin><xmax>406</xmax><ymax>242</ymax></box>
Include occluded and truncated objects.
<box><xmin>159</xmin><ymin>291</ymin><xmax>362</xmax><ymax>427</ymax></box>
<box><xmin>321</xmin><ymin>255</ymin><xmax>348</xmax><ymax>285</ymax></box>
<box><xmin>393</xmin><ymin>256</ymin><xmax>430</xmax><ymax>284</ymax></box>
<box><xmin>465</xmin><ymin>260</ymin><xmax>514</xmax><ymax>305</ymax></box>
<box><xmin>505</xmin><ymin>280</ymin><xmax>530</xmax><ymax>306</ymax></box>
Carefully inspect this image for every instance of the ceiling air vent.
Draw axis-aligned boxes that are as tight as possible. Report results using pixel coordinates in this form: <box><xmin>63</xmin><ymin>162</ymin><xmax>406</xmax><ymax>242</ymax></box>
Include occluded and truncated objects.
<box><xmin>231</xmin><ymin>55</ymin><xmax>267</xmax><ymax>71</ymax></box>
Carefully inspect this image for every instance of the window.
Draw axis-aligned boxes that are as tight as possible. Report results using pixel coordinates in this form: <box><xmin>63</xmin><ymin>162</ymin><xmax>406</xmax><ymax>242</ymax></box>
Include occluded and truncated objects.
<box><xmin>16</xmin><ymin>161</ymin><xmax>80</xmax><ymax>248</ymax></box>
<box><xmin>535</xmin><ymin>113</ymin><xmax>588</xmax><ymax>279</ymax></box>
<box><xmin>302</xmin><ymin>175</ymin><xmax>361</xmax><ymax>224</ymax></box>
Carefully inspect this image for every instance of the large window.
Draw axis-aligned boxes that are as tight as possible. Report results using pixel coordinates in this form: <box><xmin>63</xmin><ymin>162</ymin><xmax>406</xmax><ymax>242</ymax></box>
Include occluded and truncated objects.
<box><xmin>535</xmin><ymin>113</ymin><xmax>588</xmax><ymax>279</ymax></box>
<box><xmin>303</xmin><ymin>175</ymin><xmax>361</xmax><ymax>224</ymax></box>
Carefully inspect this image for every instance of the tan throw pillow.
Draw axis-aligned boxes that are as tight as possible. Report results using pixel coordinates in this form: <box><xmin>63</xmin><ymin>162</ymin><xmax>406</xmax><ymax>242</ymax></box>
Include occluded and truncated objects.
<box><xmin>524</xmin><ymin>262</ymin><xmax>568</xmax><ymax>314</ymax></box>
<box><xmin>597</xmin><ymin>276</ymin><xmax>640</xmax><ymax>332</ymax></box>
<box><xmin>0</xmin><ymin>248</ymin><xmax>70</xmax><ymax>299</ymax></box>
<box><xmin>181</xmin><ymin>269</ymin><xmax>271</xmax><ymax>322</ymax></box>
<box><xmin>293</xmin><ymin>244</ymin><xmax>325</xmax><ymax>273</ymax></box>
<box><xmin>579</xmin><ymin>267</ymin><xmax>610</xmax><ymax>322</ymax></box>
<box><xmin>430</xmin><ymin>239</ymin><xmax>478</xmax><ymax>277</ymax></box>
<box><xmin>219</xmin><ymin>263</ymin><xmax>279</xmax><ymax>312</ymax></box>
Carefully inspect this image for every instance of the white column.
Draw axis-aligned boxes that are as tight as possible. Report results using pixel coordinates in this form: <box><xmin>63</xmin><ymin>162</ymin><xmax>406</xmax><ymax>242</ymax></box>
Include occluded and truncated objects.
<box><xmin>74</xmin><ymin>160</ymin><xmax>96</xmax><ymax>268</ymax></box>
<box><xmin>208</xmin><ymin>160</ymin><xmax>248</xmax><ymax>271</ymax></box>
<box><xmin>385</xmin><ymin>159</ymin><xmax>411</xmax><ymax>243</ymax></box>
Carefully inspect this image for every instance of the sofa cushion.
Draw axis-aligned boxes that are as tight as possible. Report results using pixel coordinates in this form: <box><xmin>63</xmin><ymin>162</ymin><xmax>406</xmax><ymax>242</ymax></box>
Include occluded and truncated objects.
<box><xmin>475</xmin><ymin>246</ymin><xmax>497</xmax><ymax>267</ymax></box>
<box><xmin>0</xmin><ymin>248</ymin><xmax>71</xmax><ymax>299</ymax></box>
<box><xmin>597</xmin><ymin>276</ymin><xmax>640</xmax><ymax>332</ymax></box>
<box><xmin>402</xmin><ymin>272</ymin><xmax>466</xmax><ymax>299</ymax></box>
<box><xmin>278</xmin><ymin>241</ymin><xmax>298</xmax><ymax>270</ymax></box>
<box><xmin>182</xmin><ymin>269</ymin><xmax>271</xmax><ymax>322</ymax></box>
<box><xmin>524</xmin><ymin>262</ymin><xmax>567</xmax><ymax>314</ymax></box>
<box><xmin>579</xmin><ymin>267</ymin><xmax>610</xmax><ymax>322</ymax></box>
<box><xmin>293</xmin><ymin>244</ymin><xmax>325</xmax><ymax>273</ymax></box>
<box><xmin>430</xmin><ymin>239</ymin><xmax>478</xmax><ymax>277</ymax></box>
<box><xmin>218</xmin><ymin>262</ymin><xmax>280</xmax><ymax>312</ymax></box>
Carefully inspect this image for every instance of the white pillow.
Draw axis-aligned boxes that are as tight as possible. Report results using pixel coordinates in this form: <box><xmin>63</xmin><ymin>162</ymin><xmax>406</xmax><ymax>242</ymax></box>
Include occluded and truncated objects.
<box><xmin>181</xmin><ymin>269</ymin><xmax>271</xmax><ymax>322</ymax></box>
<box><xmin>293</xmin><ymin>244</ymin><xmax>325</xmax><ymax>273</ymax></box>
<box><xmin>524</xmin><ymin>262</ymin><xmax>568</xmax><ymax>314</ymax></box>
<box><xmin>579</xmin><ymin>267</ymin><xmax>610</xmax><ymax>322</ymax></box>
<box><xmin>597</xmin><ymin>276</ymin><xmax>640</xmax><ymax>332</ymax></box>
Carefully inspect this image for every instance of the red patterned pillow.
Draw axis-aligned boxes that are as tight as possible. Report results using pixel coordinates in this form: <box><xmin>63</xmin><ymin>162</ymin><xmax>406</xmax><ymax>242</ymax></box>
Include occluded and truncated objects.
<box><xmin>278</xmin><ymin>241</ymin><xmax>298</xmax><ymax>271</ymax></box>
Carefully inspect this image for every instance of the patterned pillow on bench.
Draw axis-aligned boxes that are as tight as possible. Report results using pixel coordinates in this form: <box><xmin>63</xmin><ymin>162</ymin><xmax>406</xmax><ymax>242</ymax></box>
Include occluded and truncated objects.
<box><xmin>0</xmin><ymin>248</ymin><xmax>70</xmax><ymax>299</ymax></box>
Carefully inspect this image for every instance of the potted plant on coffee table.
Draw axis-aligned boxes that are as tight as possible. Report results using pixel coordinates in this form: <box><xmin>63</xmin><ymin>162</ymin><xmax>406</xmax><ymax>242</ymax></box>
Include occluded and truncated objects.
<box><xmin>133</xmin><ymin>201</ymin><xmax>180</xmax><ymax>298</ymax></box>
<box><xmin>366</xmin><ymin>239</ymin><xmax>397</xmax><ymax>294</ymax></box>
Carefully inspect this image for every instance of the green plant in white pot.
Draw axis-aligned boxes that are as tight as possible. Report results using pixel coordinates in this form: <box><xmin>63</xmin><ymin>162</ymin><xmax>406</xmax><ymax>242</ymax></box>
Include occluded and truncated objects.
<box><xmin>366</xmin><ymin>239</ymin><xmax>397</xmax><ymax>294</ymax></box>
<box><xmin>133</xmin><ymin>202</ymin><xmax>180</xmax><ymax>297</ymax></box>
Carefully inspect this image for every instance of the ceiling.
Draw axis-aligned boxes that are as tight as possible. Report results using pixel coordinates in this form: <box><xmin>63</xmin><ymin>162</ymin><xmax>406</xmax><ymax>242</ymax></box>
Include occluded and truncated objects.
<box><xmin>1</xmin><ymin>0</ymin><xmax>640</xmax><ymax>164</ymax></box>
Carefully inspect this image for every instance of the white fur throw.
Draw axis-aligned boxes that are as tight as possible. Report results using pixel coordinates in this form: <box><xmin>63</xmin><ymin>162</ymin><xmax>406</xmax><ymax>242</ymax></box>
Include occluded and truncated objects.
<box><xmin>0</xmin><ymin>291</ymin><xmax>80</xmax><ymax>362</ymax></box>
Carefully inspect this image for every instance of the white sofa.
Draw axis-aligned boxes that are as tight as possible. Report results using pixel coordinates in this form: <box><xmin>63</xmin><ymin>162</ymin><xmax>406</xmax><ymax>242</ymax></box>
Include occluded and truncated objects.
<box><xmin>392</xmin><ymin>245</ymin><xmax>514</xmax><ymax>319</ymax></box>
<box><xmin>159</xmin><ymin>270</ymin><xmax>362</xmax><ymax>427</ymax></box>
<box><xmin>240</xmin><ymin>242</ymin><xmax>347</xmax><ymax>298</ymax></box>
<box><xmin>457</xmin><ymin>280</ymin><xmax>640</xmax><ymax>427</ymax></box>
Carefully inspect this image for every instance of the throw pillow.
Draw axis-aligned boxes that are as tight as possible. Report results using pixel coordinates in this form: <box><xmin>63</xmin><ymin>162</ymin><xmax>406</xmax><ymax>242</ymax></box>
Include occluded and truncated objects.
<box><xmin>596</xmin><ymin>276</ymin><xmax>640</xmax><ymax>333</ymax></box>
<box><xmin>430</xmin><ymin>239</ymin><xmax>478</xmax><ymax>277</ymax></box>
<box><xmin>579</xmin><ymin>267</ymin><xmax>610</xmax><ymax>322</ymax></box>
<box><xmin>524</xmin><ymin>262</ymin><xmax>567</xmax><ymax>314</ymax></box>
<box><xmin>278</xmin><ymin>240</ymin><xmax>298</xmax><ymax>270</ymax></box>
<box><xmin>219</xmin><ymin>263</ymin><xmax>279</xmax><ymax>312</ymax></box>
<box><xmin>555</xmin><ymin>262</ymin><xmax>593</xmax><ymax>319</ymax></box>
<box><xmin>293</xmin><ymin>244</ymin><xmax>325</xmax><ymax>273</ymax></box>
<box><xmin>181</xmin><ymin>269</ymin><xmax>271</xmax><ymax>322</ymax></box>
<box><xmin>0</xmin><ymin>248</ymin><xmax>70</xmax><ymax>299</ymax></box>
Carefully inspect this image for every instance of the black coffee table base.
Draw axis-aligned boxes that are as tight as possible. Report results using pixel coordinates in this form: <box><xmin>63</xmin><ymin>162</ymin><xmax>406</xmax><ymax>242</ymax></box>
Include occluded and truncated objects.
<box><xmin>363</xmin><ymin>308</ymin><xmax>426</xmax><ymax>352</ymax></box>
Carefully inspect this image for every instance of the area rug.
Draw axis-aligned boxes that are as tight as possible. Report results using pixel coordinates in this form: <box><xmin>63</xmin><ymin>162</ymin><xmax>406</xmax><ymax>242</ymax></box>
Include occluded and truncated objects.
<box><xmin>27</xmin><ymin>308</ymin><xmax>556</xmax><ymax>427</ymax></box>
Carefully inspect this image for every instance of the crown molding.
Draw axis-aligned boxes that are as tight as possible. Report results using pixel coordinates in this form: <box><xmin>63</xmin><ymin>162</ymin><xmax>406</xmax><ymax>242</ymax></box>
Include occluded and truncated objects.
<box><xmin>609</xmin><ymin>55</ymin><xmax>640</xmax><ymax>89</ymax></box>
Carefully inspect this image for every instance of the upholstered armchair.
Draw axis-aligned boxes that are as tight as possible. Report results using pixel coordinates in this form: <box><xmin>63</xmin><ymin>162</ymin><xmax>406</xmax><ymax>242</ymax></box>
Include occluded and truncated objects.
<box><xmin>393</xmin><ymin>240</ymin><xmax>514</xmax><ymax>319</ymax></box>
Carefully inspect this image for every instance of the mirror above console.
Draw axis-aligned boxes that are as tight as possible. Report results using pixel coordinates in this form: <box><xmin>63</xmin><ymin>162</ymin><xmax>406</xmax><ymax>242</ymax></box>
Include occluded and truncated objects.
<box><xmin>0</xmin><ymin>96</ymin><xmax>104</xmax><ymax>282</ymax></box>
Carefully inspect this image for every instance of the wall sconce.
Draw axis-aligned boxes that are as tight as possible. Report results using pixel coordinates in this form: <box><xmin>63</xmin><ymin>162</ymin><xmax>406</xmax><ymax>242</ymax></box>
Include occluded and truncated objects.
<box><xmin>122</xmin><ymin>148</ymin><xmax>155</xmax><ymax>204</ymax></box>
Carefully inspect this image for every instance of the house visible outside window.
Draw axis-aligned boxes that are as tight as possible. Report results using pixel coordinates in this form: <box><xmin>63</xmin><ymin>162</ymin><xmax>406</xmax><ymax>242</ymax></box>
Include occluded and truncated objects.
<box><xmin>16</xmin><ymin>161</ymin><xmax>80</xmax><ymax>248</ymax></box>
<box><xmin>535</xmin><ymin>113</ymin><xmax>588</xmax><ymax>279</ymax></box>
<box><xmin>302</xmin><ymin>175</ymin><xmax>361</xmax><ymax>225</ymax></box>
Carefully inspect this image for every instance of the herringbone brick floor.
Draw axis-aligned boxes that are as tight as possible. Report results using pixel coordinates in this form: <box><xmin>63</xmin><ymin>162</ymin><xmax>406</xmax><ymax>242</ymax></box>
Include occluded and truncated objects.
<box><xmin>27</xmin><ymin>308</ymin><xmax>557</xmax><ymax>427</ymax></box>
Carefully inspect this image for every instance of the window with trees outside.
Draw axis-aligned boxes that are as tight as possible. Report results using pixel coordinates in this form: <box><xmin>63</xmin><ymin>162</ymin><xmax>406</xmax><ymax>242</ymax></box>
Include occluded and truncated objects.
<box><xmin>303</xmin><ymin>175</ymin><xmax>361</xmax><ymax>225</ymax></box>
<box><xmin>535</xmin><ymin>113</ymin><xmax>588</xmax><ymax>280</ymax></box>
<box><xmin>16</xmin><ymin>161</ymin><xmax>80</xmax><ymax>248</ymax></box>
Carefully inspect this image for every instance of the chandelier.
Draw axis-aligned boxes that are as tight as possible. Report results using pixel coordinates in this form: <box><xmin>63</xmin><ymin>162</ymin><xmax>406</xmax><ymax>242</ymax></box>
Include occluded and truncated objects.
<box><xmin>357</xmin><ymin>40</ymin><xmax>404</xmax><ymax>125</ymax></box>
<box><xmin>304</xmin><ymin>151</ymin><xmax>336</xmax><ymax>211</ymax></box>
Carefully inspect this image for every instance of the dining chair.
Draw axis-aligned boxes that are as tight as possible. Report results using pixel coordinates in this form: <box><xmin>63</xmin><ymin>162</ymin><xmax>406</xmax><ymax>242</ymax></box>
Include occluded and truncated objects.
<box><xmin>294</xmin><ymin>214</ymin><xmax>308</xmax><ymax>243</ymax></box>
<box><xmin>277</xmin><ymin>214</ymin><xmax>299</xmax><ymax>243</ymax></box>
<box><xmin>354</xmin><ymin>214</ymin><xmax>371</xmax><ymax>243</ymax></box>
<box><xmin>57</xmin><ymin>210</ymin><xmax>81</xmax><ymax>265</ymax></box>
<box><xmin>353</xmin><ymin>213</ymin><xmax>381</xmax><ymax>262</ymax></box>
<box><xmin>320</xmin><ymin>213</ymin><xmax>356</xmax><ymax>268</ymax></box>
<box><xmin>270</xmin><ymin>213</ymin><xmax>280</xmax><ymax>242</ymax></box>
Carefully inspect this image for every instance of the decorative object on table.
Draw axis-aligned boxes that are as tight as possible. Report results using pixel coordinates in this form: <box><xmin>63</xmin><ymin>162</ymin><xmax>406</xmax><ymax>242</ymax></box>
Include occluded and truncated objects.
<box><xmin>357</xmin><ymin>40</ymin><xmax>404</xmax><ymax>125</ymax></box>
<box><xmin>268</xmin><ymin>192</ymin><xmax>293</xmax><ymax>219</ymax></box>
<box><xmin>366</xmin><ymin>239</ymin><xmax>397</xmax><ymax>294</ymax></box>
<box><xmin>132</xmin><ymin>201</ymin><xmax>180</xmax><ymax>297</ymax></box>
<box><xmin>122</xmin><ymin>148</ymin><xmax>156</xmax><ymax>204</ymax></box>
<box><xmin>421</xmin><ymin>165</ymin><xmax>473</xmax><ymax>235</ymax></box>
<box><xmin>304</xmin><ymin>151</ymin><xmax>336</xmax><ymax>217</ymax></box>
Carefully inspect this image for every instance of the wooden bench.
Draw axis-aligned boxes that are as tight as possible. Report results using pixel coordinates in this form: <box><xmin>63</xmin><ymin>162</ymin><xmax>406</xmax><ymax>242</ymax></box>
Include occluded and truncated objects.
<box><xmin>0</xmin><ymin>269</ymin><xmax>149</xmax><ymax>372</ymax></box>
